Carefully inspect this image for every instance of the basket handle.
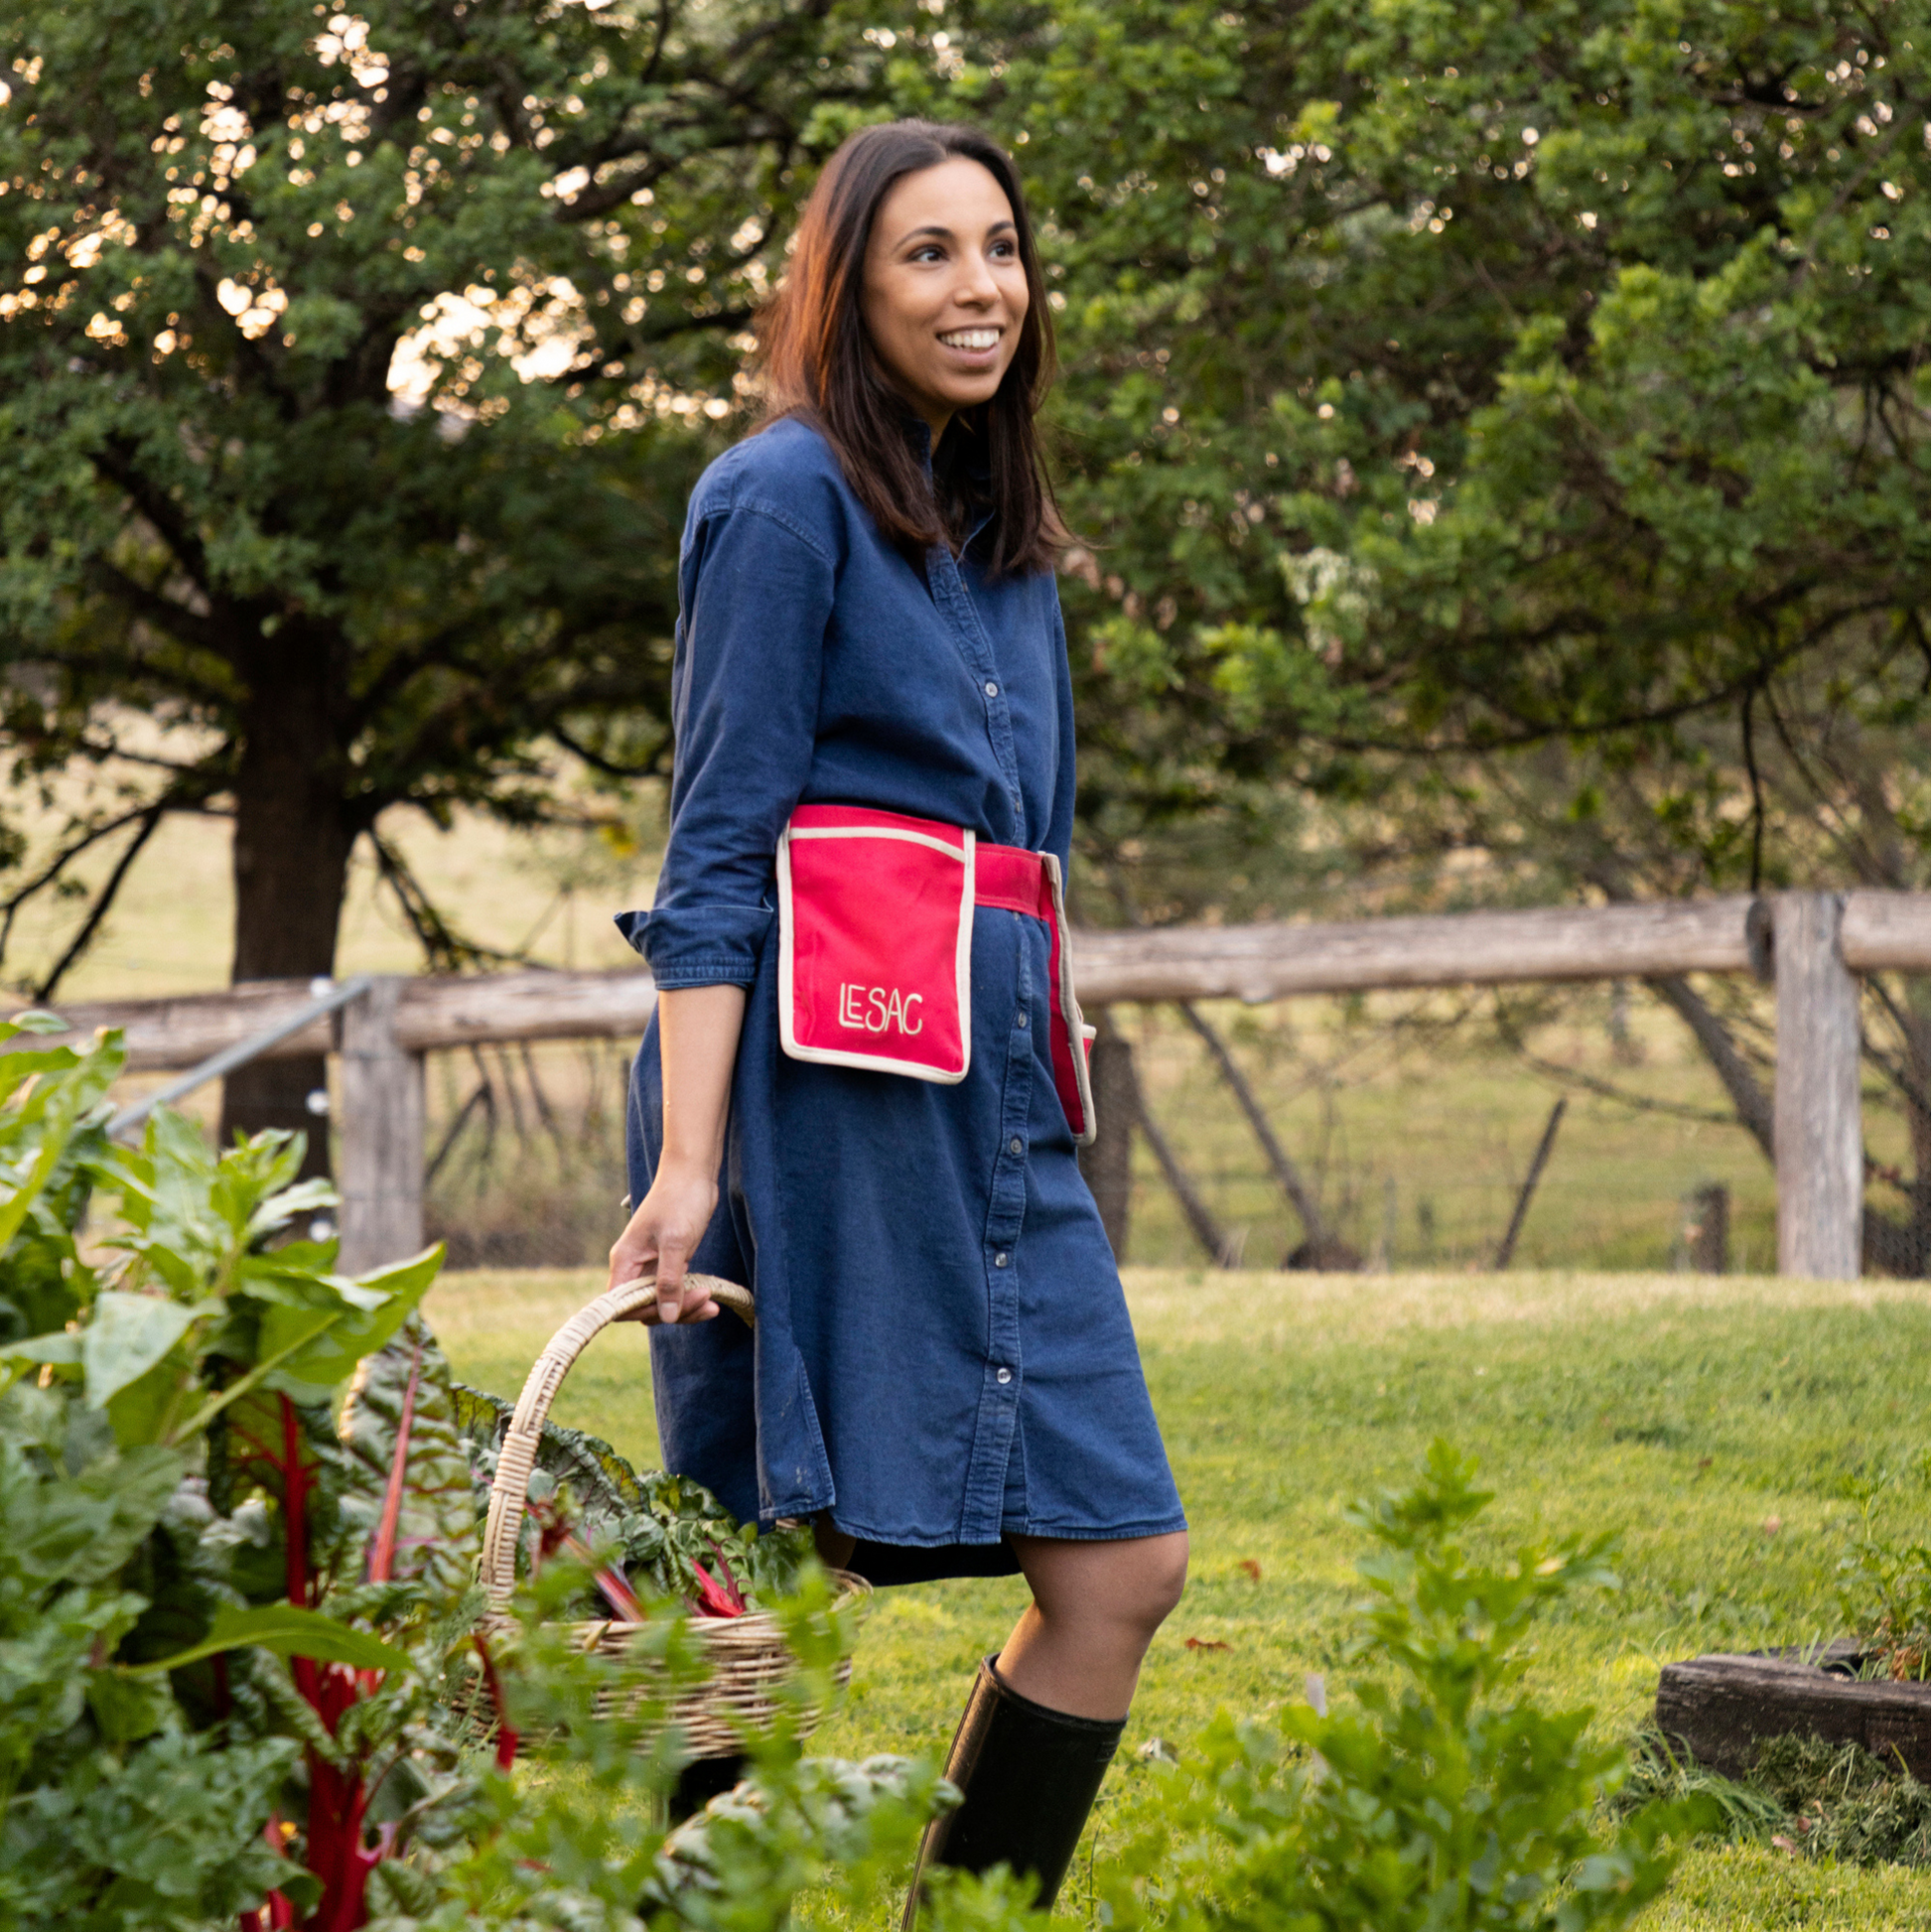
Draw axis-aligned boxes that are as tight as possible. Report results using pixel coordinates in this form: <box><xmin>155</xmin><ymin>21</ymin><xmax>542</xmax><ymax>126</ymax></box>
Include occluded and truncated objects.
<box><xmin>481</xmin><ymin>1272</ymin><xmax>752</xmax><ymax>1609</ymax></box>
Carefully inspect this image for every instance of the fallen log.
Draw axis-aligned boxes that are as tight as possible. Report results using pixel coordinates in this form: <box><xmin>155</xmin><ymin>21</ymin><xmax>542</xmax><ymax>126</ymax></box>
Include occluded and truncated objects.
<box><xmin>1655</xmin><ymin>1647</ymin><xmax>1929</xmax><ymax>1782</ymax></box>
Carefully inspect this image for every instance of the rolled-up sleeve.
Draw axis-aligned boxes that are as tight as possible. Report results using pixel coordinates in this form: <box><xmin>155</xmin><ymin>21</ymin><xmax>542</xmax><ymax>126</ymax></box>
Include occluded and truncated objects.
<box><xmin>621</xmin><ymin>498</ymin><xmax>835</xmax><ymax>988</ymax></box>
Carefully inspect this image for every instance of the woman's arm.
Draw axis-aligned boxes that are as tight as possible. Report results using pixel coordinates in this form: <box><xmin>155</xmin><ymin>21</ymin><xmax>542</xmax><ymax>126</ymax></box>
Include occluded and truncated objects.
<box><xmin>613</xmin><ymin>482</ymin><xmax>835</xmax><ymax>1321</ymax></box>
<box><xmin>608</xmin><ymin>984</ymin><xmax>748</xmax><ymax>1323</ymax></box>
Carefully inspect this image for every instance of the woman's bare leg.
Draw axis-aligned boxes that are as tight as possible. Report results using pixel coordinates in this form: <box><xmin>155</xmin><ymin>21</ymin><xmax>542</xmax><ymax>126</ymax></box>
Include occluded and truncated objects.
<box><xmin>997</xmin><ymin>1531</ymin><xmax>1188</xmax><ymax>1720</ymax></box>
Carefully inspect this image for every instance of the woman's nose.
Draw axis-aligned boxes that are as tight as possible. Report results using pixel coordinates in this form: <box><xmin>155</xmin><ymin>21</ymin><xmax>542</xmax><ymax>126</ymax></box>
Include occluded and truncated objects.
<box><xmin>954</xmin><ymin>253</ymin><xmax>1000</xmax><ymax>306</ymax></box>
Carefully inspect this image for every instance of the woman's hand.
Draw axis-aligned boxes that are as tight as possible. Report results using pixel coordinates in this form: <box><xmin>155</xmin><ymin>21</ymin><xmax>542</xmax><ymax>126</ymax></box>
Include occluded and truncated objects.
<box><xmin>611</xmin><ymin>983</ymin><xmax>748</xmax><ymax>1326</ymax></box>
<box><xmin>609</xmin><ymin>1157</ymin><xmax>722</xmax><ymax>1324</ymax></box>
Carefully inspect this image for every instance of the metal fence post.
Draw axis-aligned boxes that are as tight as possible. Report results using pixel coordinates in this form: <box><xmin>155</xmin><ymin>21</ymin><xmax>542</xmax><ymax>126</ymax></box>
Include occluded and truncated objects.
<box><xmin>338</xmin><ymin>976</ymin><xmax>426</xmax><ymax>1274</ymax></box>
<box><xmin>1773</xmin><ymin>893</ymin><xmax>1863</xmax><ymax>1279</ymax></box>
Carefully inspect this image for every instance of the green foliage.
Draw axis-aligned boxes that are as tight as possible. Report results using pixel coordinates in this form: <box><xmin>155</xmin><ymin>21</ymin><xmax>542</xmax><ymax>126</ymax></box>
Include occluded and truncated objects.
<box><xmin>0</xmin><ymin>1015</ymin><xmax>908</xmax><ymax>1930</ymax></box>
<box><xmin>0</xmin><ymin>1014</ymin><xmax>441</xmax><ymax>1922</ymax></box>
<box><xmin>4</xmin><ymin>1728</ymin><xmax>306</xmax><ymax>1931</ymax></box>
<box><xmin>1096</xmin><ymin>1442</ymin><xmax>1717</xmax><ymax>1932</ymax></box>
<box><xmin>967</xmin><ymin>0</ymin><xmax>1928</xmax><ymax>920</ymax></box>
<box><xmin>0</xmin><ymin>0</ymin><xmax>917</xmax><ymax>988</ymax></box>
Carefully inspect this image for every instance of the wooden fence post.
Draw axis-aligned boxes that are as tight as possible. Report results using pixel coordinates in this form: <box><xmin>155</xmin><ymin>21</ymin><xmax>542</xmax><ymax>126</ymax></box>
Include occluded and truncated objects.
<box><xmin>1774</xmin><ymin>893</ymin><xmax>1863</xmax><ymax>1280</ymax></box>
<box><xmin>1077</xmin><ymin>1020</ymin><xmax>1136</xmax><ymax>1261</ymax></box>
<box><xmin>338</xmin><ymin>976</ymin><xmax>426</xmax><ymax>1274</ymax></box>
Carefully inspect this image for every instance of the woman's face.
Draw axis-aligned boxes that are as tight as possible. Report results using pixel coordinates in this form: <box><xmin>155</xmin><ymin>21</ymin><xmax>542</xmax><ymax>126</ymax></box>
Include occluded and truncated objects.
<box><xmin>860</xmin><ymin>155</ymin><xmax>1031</xmax><ymax>443</ymax></box>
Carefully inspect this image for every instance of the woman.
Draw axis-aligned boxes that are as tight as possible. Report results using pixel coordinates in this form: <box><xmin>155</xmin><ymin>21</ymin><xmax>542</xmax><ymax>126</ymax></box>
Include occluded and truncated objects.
<box><xmin>610</xmin><ymin>119</ymin><xmax>1187</xmax><ymax>1909</ymax></box>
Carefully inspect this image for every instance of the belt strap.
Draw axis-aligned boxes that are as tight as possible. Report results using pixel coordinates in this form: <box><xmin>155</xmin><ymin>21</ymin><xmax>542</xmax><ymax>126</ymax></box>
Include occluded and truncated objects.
<box><xmin>975</xmin><ymin>842</ymin><xmax>1054</xmax><ymax>920</ymax></box>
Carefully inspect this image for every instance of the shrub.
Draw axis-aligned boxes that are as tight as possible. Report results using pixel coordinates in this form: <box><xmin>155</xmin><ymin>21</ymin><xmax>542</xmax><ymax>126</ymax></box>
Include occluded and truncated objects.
<box><xmin>1095</xmin><ymin>1442</ymin><xmax>1717</xmax><ymax>1932</ymax></box>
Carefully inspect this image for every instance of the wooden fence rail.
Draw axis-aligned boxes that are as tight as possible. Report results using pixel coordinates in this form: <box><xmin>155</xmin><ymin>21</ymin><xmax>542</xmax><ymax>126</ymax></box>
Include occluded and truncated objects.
<box><xmin>33</xmin><ymin>889</ymin><xmax>1930</xmax><ymax>1279</ymax></box>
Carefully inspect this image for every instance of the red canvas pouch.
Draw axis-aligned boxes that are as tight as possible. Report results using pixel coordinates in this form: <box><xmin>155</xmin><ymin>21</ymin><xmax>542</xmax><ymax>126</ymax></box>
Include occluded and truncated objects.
<box><xmin>776</xmin><ymin>804</ymin><xmax>1099</xmax><ymax>1143</ymax></box>
<box><xmin>776</xmin><ymin>805</ymin><xmax>975</xmax><ymax>1082</ymax></box>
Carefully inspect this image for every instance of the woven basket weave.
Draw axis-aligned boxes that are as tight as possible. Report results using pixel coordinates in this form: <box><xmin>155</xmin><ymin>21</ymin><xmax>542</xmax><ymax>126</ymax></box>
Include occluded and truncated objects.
<box><xmin>480</xmin><ymin>1272</ymin><xmax>868</xmax><ymax>1757</ymax></box>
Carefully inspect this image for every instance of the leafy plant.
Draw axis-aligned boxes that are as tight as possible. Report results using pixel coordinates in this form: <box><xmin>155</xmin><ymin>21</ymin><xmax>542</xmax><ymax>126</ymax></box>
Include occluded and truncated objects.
<box><xmin>0</xmin><ymin>1013</ymin><xmax>909</xmax><ymax>1932</ymax></box>
<box><xmin>1098</xmin><ymin>1442</ymin><xmax>1718</xmax><ymax>1932</ymax></box>
<box><xmin>0</xmin><ymin>1013</ymin><xmax>486</xmax><ymax>1929</ymax></box>
<box><xmin>1837</xmin><ymin>1456</ymin><xmax>1931</xmax><ymax>1682</ymax></box>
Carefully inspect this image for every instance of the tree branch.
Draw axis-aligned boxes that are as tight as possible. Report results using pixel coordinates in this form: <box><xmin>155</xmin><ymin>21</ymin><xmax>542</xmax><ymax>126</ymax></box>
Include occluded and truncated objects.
<box><xmin>88</xmin><ymin>437</ymin><xmax>215</xmax><ymax>597</ymax></box>
<box><xmin>1492</xmin><ymin>994</ymin><xmax>1742</xmax><ymax>1131</ymax></box>
<box><xmin>1644</xmin><ymin>974</ymin><xmax>1777</xmax><ymax>1160</ymax></box>
<box><xmin>84</xmin><ymin>558</ymin><xmax>229</xmax><ymax>656</ymax></box>
<box><xmin>1175</xmin><ymin>999</ymin><xmax>1328</xmax><ymax>1244</ymax></box>
<box><xmin>546</xmin><ymin>720</ymin><xmax>670</xmax><ymax>780</ymax></box>
<box><xmin>31</xmin><ymin>805</ymin><xmax>166</xmax><ymax>1002</ymax></box>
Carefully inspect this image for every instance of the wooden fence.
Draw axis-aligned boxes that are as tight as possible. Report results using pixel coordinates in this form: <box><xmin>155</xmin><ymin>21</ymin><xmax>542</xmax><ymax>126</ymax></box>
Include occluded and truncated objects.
<box><xmin>39</xmin><ymin>889</ymin><xmax>1930</xmax><ymax>1281</ymax></box>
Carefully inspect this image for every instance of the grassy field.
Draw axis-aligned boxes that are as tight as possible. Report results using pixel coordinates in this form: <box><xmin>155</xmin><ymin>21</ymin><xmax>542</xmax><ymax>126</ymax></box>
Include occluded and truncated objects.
<box><xmin>427</xmin><ymin>1264</ymin><xmax>1930</xmax><ymax>1930</ymax></box>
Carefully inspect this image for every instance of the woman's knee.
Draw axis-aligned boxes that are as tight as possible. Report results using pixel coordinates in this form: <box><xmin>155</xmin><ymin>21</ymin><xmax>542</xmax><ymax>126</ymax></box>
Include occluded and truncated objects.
<box><xmin>1129</xmin><ymin>1531</ymin><xmax>1189</xmax><ymax>1631</ymax></box>
<box><xmin>1019</xmin><ymin>1530</ymin><xmax>1188</xmax><ymax>1640</ymax></box>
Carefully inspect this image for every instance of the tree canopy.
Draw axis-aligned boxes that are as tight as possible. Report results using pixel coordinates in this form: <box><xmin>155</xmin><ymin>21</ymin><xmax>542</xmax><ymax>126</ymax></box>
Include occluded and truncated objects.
<box><xmin>0</xmin><ymin>0</ymin><xmax>905</xmax><ymax>1152</ymax></box>
<box><xmin>0</xmin><ymin>0</ymin><xmax>1924</xmax><ymax>1223</ymax></box>
<box><xmin>959</xmin><ymin>0</ymin><xmax>1927</xmax><ymax>1258</ymax></box>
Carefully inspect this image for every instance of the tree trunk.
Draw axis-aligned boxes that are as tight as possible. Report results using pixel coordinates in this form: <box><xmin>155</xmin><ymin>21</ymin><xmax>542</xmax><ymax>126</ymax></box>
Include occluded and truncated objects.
<box><xmin>219</xmin><ymin>636</ymin><xmax>355</xmax><ymax>1181</ymax></box>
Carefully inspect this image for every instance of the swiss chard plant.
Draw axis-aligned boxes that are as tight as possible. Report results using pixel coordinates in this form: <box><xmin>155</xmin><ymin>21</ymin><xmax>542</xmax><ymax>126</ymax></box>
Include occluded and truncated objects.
<box><xmin>453</xmin><ymin>1383</ymin><xmax>813</xmax><ymax>1621</ymax></box>
<box><xmin>0</xmin><ymin>1014</ymin><xmax>925</xmax><ymax>1932</ymax></box>
<box><xmin>0</xmin><ymin>1016</ymin><xmax>464</xmax><ymax>1929</ymax></box>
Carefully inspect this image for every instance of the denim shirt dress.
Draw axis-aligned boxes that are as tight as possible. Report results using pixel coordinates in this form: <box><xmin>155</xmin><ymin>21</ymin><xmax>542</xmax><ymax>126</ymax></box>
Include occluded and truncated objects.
<box><xmin>618</xmin><ymin>416</ymin><xmax>1184</xmax><ymax>1584</ymax></box>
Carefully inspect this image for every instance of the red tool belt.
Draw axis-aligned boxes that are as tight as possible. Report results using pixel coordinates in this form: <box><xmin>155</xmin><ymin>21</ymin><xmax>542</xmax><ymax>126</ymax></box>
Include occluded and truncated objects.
<box><xmin>775</xmin><ymin>804</ymin><xmax>1096</xmax><ymax>1143</ymax></box>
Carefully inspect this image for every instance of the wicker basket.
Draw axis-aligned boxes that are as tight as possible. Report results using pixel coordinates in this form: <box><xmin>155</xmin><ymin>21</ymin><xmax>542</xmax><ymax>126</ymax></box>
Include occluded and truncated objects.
<box><xmin>480</xmin><ymin>1272</ymin><xmax>869</xmax><ymax>1757</ymax></box>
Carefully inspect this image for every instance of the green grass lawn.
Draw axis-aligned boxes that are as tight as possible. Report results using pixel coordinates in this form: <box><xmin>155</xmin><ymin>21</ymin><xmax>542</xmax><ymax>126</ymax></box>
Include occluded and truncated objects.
<box><xmin>428</xmin><ymin>1264</ymin><xmax>1930</xmax><ymax>1930</ymax></box>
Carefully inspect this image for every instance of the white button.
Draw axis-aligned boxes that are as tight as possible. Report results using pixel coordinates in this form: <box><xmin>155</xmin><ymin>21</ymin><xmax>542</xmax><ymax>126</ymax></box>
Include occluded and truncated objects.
<box><xmin>1017</xmin><ymin>1012</ymin><xmax>1029</xmax><ymax>1028</ymax></box>
<box><xmin>996</xmin><ymin>1367</ymin><xmax>1013</xmax><ymax>1385</ymax></box>
<box><xmin>1009</xmin><ymin>1137</ymin><xmax>1024</xmax><ymax>1156</ymax></box>
<box><xmin>984</xmin><ymin>681</ymin><xmax>999</xmax><ymax>697</ymax></box>
<box><xmin>994</xmin><ymin>1252</ymin><xmax>1009</xmax><ymax>1268</ymax></box>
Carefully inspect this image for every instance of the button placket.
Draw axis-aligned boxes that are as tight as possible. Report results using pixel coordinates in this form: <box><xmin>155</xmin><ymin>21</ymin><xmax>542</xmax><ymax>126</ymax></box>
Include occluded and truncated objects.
<box><xmin>928</xmin><ymin>547</ymin><xmax>1023</xmax><ymax>809</ymax></box>
<box><xmin>983</xmin><ymin>941</ymin><xmax>1032</xmax><ymax>1350</ymax></box>
<box><xmin>957</xmin><ymin>938</ymin><xmax>1035</xmax><ymax>1538</ymax></box>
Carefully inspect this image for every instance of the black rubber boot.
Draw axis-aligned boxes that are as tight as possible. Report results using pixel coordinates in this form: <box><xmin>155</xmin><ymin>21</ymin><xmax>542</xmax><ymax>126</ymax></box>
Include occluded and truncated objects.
<box><xmin>668</xmin><ymin>1751</ymin><xmax>748</xmax><ymax>1823</ymax></box>
<box><xmin>902</xmin><ymin>1657</ymin><xmax>1126</xmax><ymax>1925</ymax></box>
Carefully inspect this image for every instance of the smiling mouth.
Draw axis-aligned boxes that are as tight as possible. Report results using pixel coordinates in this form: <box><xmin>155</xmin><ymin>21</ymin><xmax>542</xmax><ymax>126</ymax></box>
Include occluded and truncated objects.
<box><xmin>937</xmin><ymin>327</ymin><xmax>1002</xmax><ymax>350</ymax></box>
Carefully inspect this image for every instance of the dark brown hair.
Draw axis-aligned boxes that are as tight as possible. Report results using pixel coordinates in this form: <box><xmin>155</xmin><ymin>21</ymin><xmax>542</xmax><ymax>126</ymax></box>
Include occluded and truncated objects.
<box><xmin>756</xmin><ymin>119</ymin><xmax>1065</xmax><ymax>578</ymax></box>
